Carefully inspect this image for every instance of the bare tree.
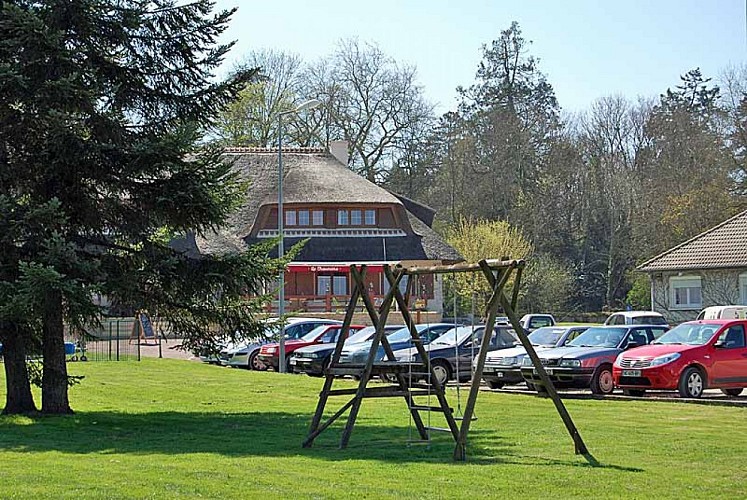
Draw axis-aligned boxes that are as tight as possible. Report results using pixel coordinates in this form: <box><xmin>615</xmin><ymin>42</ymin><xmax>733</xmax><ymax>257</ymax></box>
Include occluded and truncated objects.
<box><xmin>214</xmin><ymin>49</ymin><xmax>303</xmax><ymax>147</ymax></box>
<box><xmin>303</xmin><ymin>39</ymin><xmax>434</xmax><ymax>182</ymax></box>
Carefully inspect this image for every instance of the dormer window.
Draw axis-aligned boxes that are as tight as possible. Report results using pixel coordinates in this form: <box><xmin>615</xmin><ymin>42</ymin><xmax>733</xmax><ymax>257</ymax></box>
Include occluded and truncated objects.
<box><xmin>351</xmin><ymin>209</ymin><xmax>362</xmax><ymax>225</ymax></box>
<box><xmin>337</xmin><ymin>210</ymin><xmax>349</xmax><ymax>225</ymax></box>
<box><xmin>298</xmin><ymin>210</ymin><xmax>310</xmax><ymax>226</ymax></box>
<box><xmin>285</xmin><ymin>210</ymin><xmax>297</xmax><ymax>226</ymax></box>
<box><xmin>312</xmin><ymin>210</ymin><xmax>324</xmax><ymax>226</ymax></box>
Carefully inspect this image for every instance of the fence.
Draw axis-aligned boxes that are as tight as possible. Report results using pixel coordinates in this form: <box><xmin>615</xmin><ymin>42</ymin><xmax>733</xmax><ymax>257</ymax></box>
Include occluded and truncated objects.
<box><xmin>63</xmin><ymin>317</ymin><xmax>170</xmax><ymax>362</ymax></box>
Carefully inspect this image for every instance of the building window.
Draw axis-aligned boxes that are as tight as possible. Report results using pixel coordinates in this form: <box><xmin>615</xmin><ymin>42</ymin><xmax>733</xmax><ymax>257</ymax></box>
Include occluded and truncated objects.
<box><xmin>365</xmin><ymin>209</ymin><xmax>376</xmax><ymax>225</ymax></box>
<box><xmin>312</xmin><ymin>210</ymin><xmax>324</xmax><ymax>226</ymax></box>
<box><xmin>670</xmin><ymin>276</ymin><xmax>702</xmax><ymax>309</ymax></box>
<box><xmin>285</xmin><ymin>210</ymin><xmax>296</xmax><ymax>226</ymax></box>
<box><xmin>298</xmin><ymin>210</ymin><xmax>309</xmax><ymax>226</ymax></box>
<box><xmin>740</xmin><ymin>273</ymin><xmax>747</xmax><ymax>305</ymax></box>
<box><xmin>351</xmin><ymin>209</ymin><xmax>362</xmax><ymax>225</ymax></box>
<box><xmin>317</xmin><ymin>275</ymin><xmax>347</xmax><ymax>295</ymax></box>
<box><xmin>383</xmin><ymin>275</ymin><xmax>409</xmax><ymax>296</ymax></box>
<box><xmin>337</xmin><ymin>210</ymin><xmax>349</xmax><ymax>225</ymax></box>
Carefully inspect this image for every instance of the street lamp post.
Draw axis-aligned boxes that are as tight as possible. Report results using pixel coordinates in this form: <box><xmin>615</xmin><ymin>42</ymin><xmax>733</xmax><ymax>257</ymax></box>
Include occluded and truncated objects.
<box><xmin>277</xmin><ymin>98</ymin><xmax>322</xmax><ymax>373</ymax></box>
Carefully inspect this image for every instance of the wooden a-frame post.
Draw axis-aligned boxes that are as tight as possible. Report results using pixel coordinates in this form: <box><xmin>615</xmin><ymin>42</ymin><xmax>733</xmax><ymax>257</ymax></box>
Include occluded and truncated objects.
<box><xmin>303</xmin><ymin>258</ymin><xmax>589</xmax><ymax>462</ymax></box>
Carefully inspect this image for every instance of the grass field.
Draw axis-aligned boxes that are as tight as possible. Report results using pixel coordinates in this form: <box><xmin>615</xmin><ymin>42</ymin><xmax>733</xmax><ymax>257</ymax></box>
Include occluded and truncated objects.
<box><xmin>0</xmin><ymin>359</ymin><xmax>744</xmax><ymax>499</ymax></box>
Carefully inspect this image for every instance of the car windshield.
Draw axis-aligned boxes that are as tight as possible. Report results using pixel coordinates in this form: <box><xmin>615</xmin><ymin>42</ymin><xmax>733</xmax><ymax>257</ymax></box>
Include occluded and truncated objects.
<box><xmin>631</xmin><ymin>315</ymin><xmax>667</xmax><ymax>325</ymax></box>
<box><xmin>300</xmin><ymin>325</ymin><xmax>330</xmax><ymax>342</ymax></box>
<box><xmin>386</xmin><ymin>325</ymin><xmax>428</xmax><ymax>343</ymax></box>
<box><xmin>528</xmin><ymin>327</ymin><xmax>567</xmax><ymax>346</ymax></box>
<box><xmin>431</xmin><ymin>327</ymin><xmax>477</xmax><ymax>346</ymax></box>
<box><xmin>568</xmin><ymin>327</ymin><xmax>627</xmax><ymax>348</ymax></box>
<box><xmin>344</xmin><ymin>326</ymin><xmax>376</xmax><ymax>345</ymax></box>
<box><xmin>654</xmin><ymin>323</ymin><xmax>719</xmax><ymax>346</ymax></box>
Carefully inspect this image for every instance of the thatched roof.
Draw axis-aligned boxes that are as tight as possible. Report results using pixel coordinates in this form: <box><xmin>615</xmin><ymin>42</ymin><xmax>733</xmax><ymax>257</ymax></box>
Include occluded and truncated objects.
<box><xmin>178</xmin><ymin>147</ymin><xmax>461</xmax><ymax>263</ymax></box>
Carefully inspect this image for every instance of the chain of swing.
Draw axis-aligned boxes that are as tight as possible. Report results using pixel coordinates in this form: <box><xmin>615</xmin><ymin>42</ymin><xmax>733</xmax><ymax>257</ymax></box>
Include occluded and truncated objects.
<box><xmin>407</xmin><ymin>272</ymin><xmax>478</xmax><ymax>447</ymax></box>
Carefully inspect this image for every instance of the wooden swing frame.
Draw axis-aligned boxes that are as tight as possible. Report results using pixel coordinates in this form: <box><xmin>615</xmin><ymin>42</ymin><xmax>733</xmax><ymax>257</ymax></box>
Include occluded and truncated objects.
<box><xmin>302</xmin><ymin>258</ymin><xmax>589</xmax><ymax>461</ymax></box>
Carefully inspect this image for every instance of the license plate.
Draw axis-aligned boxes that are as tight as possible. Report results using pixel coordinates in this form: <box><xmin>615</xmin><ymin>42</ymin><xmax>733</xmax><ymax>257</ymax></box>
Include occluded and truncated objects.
<box><xmin>534</xmin><ymin>368</ymin><xmax>553</xmax><ymax>375</ymax></box>
<box><xmin>622</xmin><ymin>369</ymin><xmax>641</xmax><ymax>377</ymax></box>
<box><xmin>289</xmin><ymin>359</ymin><xmax>297</xmax><ymax>365</ymax></box>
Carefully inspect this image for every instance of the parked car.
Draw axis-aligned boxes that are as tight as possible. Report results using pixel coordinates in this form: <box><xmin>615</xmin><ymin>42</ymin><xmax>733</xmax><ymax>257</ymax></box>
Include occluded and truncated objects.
<box><xmin>219</xmin><ymin>317</ymin><xmax>341</xmax><ymax>369</ymax></box>
<box><xmin>696</xmin><ymin>306</ymin><xmax>747</xmax><ymax>320</ymax></box>
<box><xmin>290</xmin><ymin>324</ymin><xmax>404</xmax><ymax>376</ymax></box>
<box><xmin>393</xmin><ymin>324</ymin><xmax>518</xmax><ymax>386</ymax></box>
<box><xmin>257</xmin><ymin>323</ymin><xmax>363</xmax><ymax>371</ymax></box>
<box><xmin>604</xmin><ymin>311</ymin><xmax>669</xmax><ymax>328</ymax></box>
<box><xmin>519</xmin><ymin>314</ymin><xmax>556</xmax><ymax>332</ymax></box>
<box><xmin>480</xmin><ymin>325</ymin><xmax>589</xmax><ymax>389</ymax></box>
<box><xmin>613</xmin><ymin>319</ymin><xmax>747</xmax><ymax>398</ymax></box>
<box><xmin>339</xmin><ymin>323</ymin><xmax>455</xmax><ymax>365</ymax></box>
<box><xmin>521</xmin><ymin>324</ymin><xmax>668</xmax><ymax>395</ymax></box>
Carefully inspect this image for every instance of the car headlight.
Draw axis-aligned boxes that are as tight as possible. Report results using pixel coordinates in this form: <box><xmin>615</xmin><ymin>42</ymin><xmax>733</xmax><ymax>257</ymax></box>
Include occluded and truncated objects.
<box><xmin>614</xmin><ymin>353</ymin><xmax>625</xmax><ymax>366</ymax></box>
<box><xmin>559</xmin><ymin>359</ymin><xmax>581</xmax><ymax>368</ymax></box>
<box><xmin>498</xmin><ymin>357</ymin><xmax>517</xmax><ymax>366</ymax></box>
<box><xmin>265</xmin><ymin>347</ymin><xmax>277</xmax><ymax>354</ymax></box>
<box><xmin>305</xmin><ymin>352</ymin><xmax>320</xmax><ymax>359</ymax></box>
<box><xmin>522</xmin><ymin>357</ymin><xmax>534</xmax><ymax>367</ymax></box>
<box><xmin>650</xmin><ymin>352</ymin><xmax>680</xmax><ymax>367</ymax></box>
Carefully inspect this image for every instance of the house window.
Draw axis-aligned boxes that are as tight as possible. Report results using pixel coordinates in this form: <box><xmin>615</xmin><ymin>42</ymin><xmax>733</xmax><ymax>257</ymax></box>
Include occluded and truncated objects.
<box><xmin>365</xmin><ymin>209</ymin><xmax>376</xmax><ymax>225</ymax></box>
<box><xmin>312</xmin><ymin>210</ymin><xmax>324</xmax><ymax>226</ymax></box>
<box><xmin>670</xmin><ymin>276</ymin><xmax>702</xmax><ymax>309</ymax></box>
<box><xmin>298</xmin><ymin>210</ymin><xmax>309</xmax><ymax>226</ymax></box>
<box><xmin>351</xmin><ymin>209</ymin><xmax>362</xmax><ymax>225</ymax></box>
<box><xmin>285</xmin><ymin>210</ymin><xmax>296</xmax><ymax>226</ymax></box>
<box><xmin>337</xmin><ymin>210</ymin><xmax>349</xmax><ymax>225</ymax></box>
<box><xmin>740</xmin><ymin>273</ymin><xmax>747</xmax><ymax>305</ymax></box>
<box><xmin>317</xmin><ymin>275</ymin><xmax>347</xmax><ymax>295</ymax></box>
<box><xmin>383</xmin><ymin>275</ymin><xmax>409</xmax><ymax>296</ymax></box>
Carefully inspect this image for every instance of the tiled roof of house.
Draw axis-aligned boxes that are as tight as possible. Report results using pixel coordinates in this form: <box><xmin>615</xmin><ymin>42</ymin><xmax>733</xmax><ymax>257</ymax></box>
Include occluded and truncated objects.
<box><xmin>174</xmin><ymin>148</ymin><xmax>462</xmax><ymax>263</ymax></box>
<box><xmin>638</xmin><ymin>209</ymin><xmax>747</xmax><ymax>271</ymax></box>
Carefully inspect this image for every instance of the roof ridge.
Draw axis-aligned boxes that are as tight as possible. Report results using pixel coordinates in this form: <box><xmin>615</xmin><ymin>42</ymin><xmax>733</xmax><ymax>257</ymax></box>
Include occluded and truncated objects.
<box><xmin>637</xmin><ymin>208</ymin><xmax>747</xmax><ymax>270</ymax></box>
<box><xmin>223</xmin><ymin>147</ymin><xmax>327</xmax><ymax>154</ymax></box>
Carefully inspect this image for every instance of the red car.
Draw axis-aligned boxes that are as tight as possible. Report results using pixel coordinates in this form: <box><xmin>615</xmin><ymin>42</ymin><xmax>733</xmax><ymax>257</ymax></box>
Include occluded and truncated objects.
<box><xmin>257</xmin><ymin>324</ymin><xmax>364</xmax><ymax>371</ymax></box>
<box><xmin>613</xmin><ymin>319</ymin><xmax>747</xmax><ymax>398</ymax></box>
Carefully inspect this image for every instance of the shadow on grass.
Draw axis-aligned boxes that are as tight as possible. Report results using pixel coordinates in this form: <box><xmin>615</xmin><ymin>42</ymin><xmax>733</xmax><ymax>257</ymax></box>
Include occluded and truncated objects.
<box><xmin>0</xmin><ymin>410</ymin><xmax>641</xmax><ymax>471</ymax></box>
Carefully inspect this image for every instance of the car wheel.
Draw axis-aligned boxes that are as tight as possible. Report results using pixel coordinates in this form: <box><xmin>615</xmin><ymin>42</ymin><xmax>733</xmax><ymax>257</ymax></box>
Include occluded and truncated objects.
<box><xmin>590</xmin><ymin>365</ymin><xmax>614</xmax><ymax>395</ymax></box>
<box><xmin>720</xmin><ymin>388</ymin><xmax>743</xmax><ymax>397</ymax></box>
<box><xmin>623</xmin><ymin>389</ymin><xmax>646</xmax><ymax>397</ymax></box>
<box><xmin>678</xmin><ymin>366</ymin><xmax>705</xmax><ymax>398</ymax></box>
<box><xmin>248</xmin><ymin>351</ymin><xmax>264</xmax><ymax>371</ymax></box>
<box><xmin>431</xmin><ymin>360</ymin><xmax>452</xmax><ymax>386</ymax></box>
<box><xmin>487</xmin><ymin>380</ymin><xmax>504</xmax><ymax>389</ymax></box>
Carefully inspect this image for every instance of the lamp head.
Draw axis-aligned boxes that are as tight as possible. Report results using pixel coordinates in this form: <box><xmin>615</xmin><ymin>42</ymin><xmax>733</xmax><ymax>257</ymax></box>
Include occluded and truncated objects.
<box><xmin>294</xmin><ymin>98</ymin><xmax>322</xmax><ymax>112</ymax></box>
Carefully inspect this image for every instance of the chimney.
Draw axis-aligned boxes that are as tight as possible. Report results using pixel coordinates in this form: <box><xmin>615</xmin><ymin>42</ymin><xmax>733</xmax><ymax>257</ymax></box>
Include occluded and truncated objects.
<box><xmin>329</xmin><ymin>140</ymin><xmax>349</xmax><ymax>166</ymax></box>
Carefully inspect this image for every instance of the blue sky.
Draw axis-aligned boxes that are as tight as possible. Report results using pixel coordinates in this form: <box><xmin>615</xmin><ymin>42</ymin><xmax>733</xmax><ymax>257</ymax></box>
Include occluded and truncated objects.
<box><xmin>214</xmin><ymin>0</ymin><xmax>746</xmax><ymax>113</ymax></box>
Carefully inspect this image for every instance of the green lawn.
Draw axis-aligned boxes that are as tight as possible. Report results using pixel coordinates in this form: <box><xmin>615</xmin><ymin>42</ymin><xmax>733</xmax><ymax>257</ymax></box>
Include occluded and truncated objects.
<box><xmin>0</xmin><ymin>359</ymin><xmax>744</xmax><ymax>499</ymax></box>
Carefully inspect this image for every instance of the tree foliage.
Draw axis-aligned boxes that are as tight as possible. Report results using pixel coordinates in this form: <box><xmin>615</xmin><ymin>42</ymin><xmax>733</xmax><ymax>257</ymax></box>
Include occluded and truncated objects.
<box><xmin>0</xmin><ymin>0</ymin><xmax>286</xmax><ymax>414</ymax></box>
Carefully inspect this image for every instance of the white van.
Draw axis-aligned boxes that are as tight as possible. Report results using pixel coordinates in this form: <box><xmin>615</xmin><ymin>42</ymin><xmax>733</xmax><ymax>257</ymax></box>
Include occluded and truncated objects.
<box><xmin>696</xmin><ymin>305</ymin><xmax>747</xmax><ymax>320</ymax></box>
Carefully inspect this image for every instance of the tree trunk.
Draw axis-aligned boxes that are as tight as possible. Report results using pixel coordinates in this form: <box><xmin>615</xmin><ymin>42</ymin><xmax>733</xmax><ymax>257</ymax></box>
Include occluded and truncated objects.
<box><xmin>41</xmin><ymin>290</ymin><xmax>73</xmax><ymax>414</ymax></box>
<box><xmin>1</xmin><ymin>323</ymin><xmax>38</xmax><ymax>415</ymax></box>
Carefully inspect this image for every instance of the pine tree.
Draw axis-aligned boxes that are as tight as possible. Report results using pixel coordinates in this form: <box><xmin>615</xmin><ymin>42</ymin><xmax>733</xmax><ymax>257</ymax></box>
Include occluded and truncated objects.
<box><xmin>0</xmin><ymin>1</ymin><xmax>284</xmax><ymax>414</ymax></box>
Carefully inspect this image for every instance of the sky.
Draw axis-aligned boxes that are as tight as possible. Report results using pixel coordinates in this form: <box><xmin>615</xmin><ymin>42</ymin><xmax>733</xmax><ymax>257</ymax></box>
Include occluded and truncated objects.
<box><xmin>213</xmin><ymin>0</ymin><xmax>747</xmax><ymax>114</ymax></box>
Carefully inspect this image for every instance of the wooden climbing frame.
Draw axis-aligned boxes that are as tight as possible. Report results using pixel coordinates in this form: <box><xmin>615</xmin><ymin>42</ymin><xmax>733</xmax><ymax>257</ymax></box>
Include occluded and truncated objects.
<box><xmin>302</xmin><ymin>258</ymin><xmax>589</xmax><ymax>461</ymax></box>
